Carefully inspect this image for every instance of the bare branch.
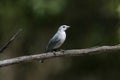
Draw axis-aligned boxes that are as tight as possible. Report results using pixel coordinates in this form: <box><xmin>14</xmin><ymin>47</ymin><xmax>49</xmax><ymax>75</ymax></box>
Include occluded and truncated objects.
<box><xmin>0</xmin><ymin>29</ymin><xmax>22</xmax><ymax>53</ymax></box>
<box><xmin>0</xmin><ymin>45</ymin><xmax>120</xmax><ymax>67</ymax></box>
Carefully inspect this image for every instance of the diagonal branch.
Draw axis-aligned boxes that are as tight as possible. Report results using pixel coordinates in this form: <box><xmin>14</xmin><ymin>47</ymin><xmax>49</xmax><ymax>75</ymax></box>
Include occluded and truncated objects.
<box><xmin>0</xmin><ymin>29</ymin><xmax>22</xmax><ymax>53</ymax></box>
<box><xmin>0</xmin><ymin>44</ymin><xmax>120</xmax><ymax>67</ymax></box>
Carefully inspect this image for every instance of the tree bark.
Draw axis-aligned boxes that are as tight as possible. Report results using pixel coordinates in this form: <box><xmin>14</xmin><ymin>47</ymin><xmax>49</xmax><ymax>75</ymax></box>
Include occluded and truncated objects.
<box><xmin>0</xmin><ymin>44</ymin><xmax>120</xmax><ymax>67</ymax></box>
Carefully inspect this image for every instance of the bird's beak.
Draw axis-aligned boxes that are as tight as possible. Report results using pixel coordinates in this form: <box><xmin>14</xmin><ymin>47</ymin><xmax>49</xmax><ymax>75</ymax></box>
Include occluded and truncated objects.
<box><xmin>67</xmin><ymin>26</ymin><xmax>70</xmax><ymax>29</ymax></box>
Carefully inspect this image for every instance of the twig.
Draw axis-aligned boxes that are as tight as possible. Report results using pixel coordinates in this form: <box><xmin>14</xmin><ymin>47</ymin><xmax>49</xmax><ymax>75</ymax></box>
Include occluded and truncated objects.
<box><xmin>0</xmin><ymin>29</ymin><xmax>22</xmax><ymax>53</ymax></box>
<box><xmin>0</xmin><ymin>45</ymin><xmax>120</xmax><ymax>67</ymax></box>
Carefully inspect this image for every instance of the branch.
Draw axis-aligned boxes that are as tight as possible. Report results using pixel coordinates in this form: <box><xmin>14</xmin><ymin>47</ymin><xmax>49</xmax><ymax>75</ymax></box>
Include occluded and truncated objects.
<box><xmin>0</xmin><ymin>29</ymin><xmax>22</xmax><ymax>53</ymax></box>
<box><xmin>0</xmin><ymin>45</ymin><xmax>120</xmax><ymax>67</ymax></box>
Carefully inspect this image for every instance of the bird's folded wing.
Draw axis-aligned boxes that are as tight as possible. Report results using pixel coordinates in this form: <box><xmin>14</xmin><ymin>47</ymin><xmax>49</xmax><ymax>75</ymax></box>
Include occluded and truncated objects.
<box><xmin>46</xmin><ymin>34</ymin><xmax>61</xmax><ymax>51</ymax></box>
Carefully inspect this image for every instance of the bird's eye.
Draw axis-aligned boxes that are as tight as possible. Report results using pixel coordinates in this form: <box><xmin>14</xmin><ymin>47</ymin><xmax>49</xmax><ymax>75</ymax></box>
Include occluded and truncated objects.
<box><xmin>63</xmin><ymin>26</ymin><xmax>65</xmax><ymax>28</ymax></box>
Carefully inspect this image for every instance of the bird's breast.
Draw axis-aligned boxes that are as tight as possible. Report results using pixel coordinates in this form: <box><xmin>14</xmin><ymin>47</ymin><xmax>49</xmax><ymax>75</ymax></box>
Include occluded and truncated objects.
<box><xmin>60</xmin><ymin>31</ymin><xmax>66</xmax><ymax>40</ymax></box>
<box><xmin>54</xmin><ymin>31</ymin><xmax>66</xmax><ymax>49</ymax></box>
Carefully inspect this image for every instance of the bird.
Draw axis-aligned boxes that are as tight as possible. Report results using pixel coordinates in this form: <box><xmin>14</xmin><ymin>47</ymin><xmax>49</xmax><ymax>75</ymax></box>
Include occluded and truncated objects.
<box><xmin>46</xmin><ymin>25</ymin><xmax>70</xmax><ymax>52</ymax></box>
<box><xmin>40</xmin><ymin>25</ymin><xmax>70</xmax><ymax>63</ymax></box>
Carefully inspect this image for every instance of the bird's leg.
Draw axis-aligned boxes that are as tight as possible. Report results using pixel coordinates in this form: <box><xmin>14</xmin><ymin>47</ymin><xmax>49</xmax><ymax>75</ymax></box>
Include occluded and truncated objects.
<box><xmin>52</xmin><ymin>49</ymin><xmax>57</xmax><ymax>56</ymax></box>
<box><xmin>53</xmin><ymin>49</ymin><xmax>57</xmax><ymax>52</ymax></box>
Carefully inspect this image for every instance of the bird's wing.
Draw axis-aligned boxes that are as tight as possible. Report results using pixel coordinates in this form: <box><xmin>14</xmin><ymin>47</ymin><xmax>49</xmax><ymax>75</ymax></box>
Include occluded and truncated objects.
<box><xmin>46</xmin><ymin>33</ymin><xmax>61</xmax><ymax>51</ymax></box>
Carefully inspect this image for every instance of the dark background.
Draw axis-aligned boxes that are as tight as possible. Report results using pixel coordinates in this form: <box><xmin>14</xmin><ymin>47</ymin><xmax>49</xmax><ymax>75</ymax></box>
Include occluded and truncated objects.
<box><xmin>0</xmin><ymin>0</ymin><xmax>120</xmax><ymax>80</ymax></box>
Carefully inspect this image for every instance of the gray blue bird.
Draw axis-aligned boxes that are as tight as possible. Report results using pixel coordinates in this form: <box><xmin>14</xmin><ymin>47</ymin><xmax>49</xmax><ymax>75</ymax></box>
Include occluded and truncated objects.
<box><xmin>40</xmin><ymin>25</ymin><xmax>70</xmax><ymax>63</ymax></box>
<box><xmin>46</xmin><ymin>25</ymin><xmax>70</xmax><ymax>52</ymax></box>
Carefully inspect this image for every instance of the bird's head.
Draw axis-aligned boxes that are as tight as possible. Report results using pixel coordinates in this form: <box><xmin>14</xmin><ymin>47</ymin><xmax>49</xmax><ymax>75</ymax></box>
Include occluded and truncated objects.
<box><xmin>58</xmin><ymin>25</ymin><xmax>70</xmax><ymax>31</ymax></box>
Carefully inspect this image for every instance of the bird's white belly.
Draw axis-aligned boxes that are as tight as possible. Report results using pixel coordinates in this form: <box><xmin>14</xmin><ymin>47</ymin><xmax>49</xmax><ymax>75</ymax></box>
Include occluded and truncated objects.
<box><xmin>54</xmin><ymin>31</ymin><xmax>66</xmax><ymax>49</ymax></box>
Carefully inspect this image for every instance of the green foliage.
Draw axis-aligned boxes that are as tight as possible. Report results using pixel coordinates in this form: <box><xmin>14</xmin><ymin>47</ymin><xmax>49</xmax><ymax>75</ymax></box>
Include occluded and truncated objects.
<box><xmin>29</xmin><ymin>0</ymin><xmax>66</xmax><ymax>16</ymax></box>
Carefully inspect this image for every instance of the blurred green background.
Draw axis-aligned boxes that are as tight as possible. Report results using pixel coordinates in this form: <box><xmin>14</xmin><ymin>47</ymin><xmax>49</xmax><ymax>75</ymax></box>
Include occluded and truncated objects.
<box><xmin>0</xmin><ymin>0</ymin><xmax>120</xmax><ymax>80</ymax></box>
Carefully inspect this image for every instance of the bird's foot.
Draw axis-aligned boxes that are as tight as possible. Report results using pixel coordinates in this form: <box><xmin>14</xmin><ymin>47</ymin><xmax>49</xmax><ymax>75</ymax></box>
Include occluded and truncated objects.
<box><xmin>52</xmin><ymin>49</ymin><xmax>57</xmax><ymax>56</ymax></box>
